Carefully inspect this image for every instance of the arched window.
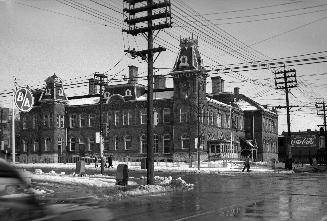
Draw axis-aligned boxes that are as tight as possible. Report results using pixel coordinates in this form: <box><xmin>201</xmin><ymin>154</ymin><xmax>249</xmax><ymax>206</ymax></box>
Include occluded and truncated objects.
<box><xmin>33</xmin><ymin>140</ymin><xmax>39</xmax><ymax>153</ymax></box>
<box><xmin>70</xmin><ymin>137</ymin><xmax>76</xmax><ymax>152</ymax></box>
<box><xmin>45</xmin><ymin>137</ymin><xmax>51</xmax><ymax>152</ymax></box>
<box><xmin>88</xmin><ymin>137</ymin><xmax>95</xmax><ymax>152</ymax></box>
<box><xmin>22</xmin><ymin>140</ymin><xmax>27</xmax><ymax>152</ymax></box>
<box><xmin>57</xmin><ymin>137</ymin><xmax>62</xmax><ymax>154</ymax></box>
<box><xmin>125</xmin><ymin>89</ymin><xmax>132</xmax><ymax>96</ymax></box>
<box><xmin>140</xmin><ymin>134</ymin><xmax>146</xmax><ymax>153</ymax></box>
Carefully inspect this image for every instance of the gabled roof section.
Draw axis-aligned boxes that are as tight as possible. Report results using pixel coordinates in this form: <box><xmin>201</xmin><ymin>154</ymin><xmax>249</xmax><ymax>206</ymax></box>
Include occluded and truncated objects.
<box><xmin>172</xmin><ymin>37</ymin><xmax>202</xmax><ymax>72</ymax></box>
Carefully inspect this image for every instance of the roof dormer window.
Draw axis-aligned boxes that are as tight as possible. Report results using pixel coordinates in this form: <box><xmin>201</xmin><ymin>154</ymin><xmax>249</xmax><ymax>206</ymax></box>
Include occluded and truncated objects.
<box><xmin>125</xmin><ymin>89</ymin><xmax>132</xmax><ymax>96</ymax></box>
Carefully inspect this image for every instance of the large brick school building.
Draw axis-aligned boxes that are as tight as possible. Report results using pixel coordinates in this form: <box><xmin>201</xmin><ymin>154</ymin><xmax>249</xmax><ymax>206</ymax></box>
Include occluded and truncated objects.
<box><xmin>18</xmin><ymin>38</ymin><xmax>278</xmax><ymax>163</ymax></box>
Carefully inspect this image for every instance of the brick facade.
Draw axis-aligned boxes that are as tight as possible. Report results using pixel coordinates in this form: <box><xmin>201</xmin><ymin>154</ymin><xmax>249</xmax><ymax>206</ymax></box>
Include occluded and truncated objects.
<box><xmin>18</xmin><ymin>37</ymin><xmax>278</xmax><ymax>163</ymax></box>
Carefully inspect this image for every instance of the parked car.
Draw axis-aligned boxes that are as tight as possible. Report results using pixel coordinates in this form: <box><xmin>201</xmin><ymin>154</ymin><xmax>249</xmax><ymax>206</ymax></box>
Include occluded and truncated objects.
<box><xmin>0</xmin><ymin>159</ymin><xmax>113</xmax><ymax>221</ymax></box>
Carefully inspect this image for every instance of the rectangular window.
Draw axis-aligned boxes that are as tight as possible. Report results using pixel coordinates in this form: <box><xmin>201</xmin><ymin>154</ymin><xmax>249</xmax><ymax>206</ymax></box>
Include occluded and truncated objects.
<box><xmin>33</xmin><ymin>141</ymin><xmax>39</xmax><ymax>153</ymax></box>
<box><xmin>80</xmin><ymin>114</ymin><xmax>88</xmax><ymax>127</ymax></box>
<box><xmin>22</xmin><ymin>140</ymin><xmax>27</xmax><ymax>152</ymax></box>
<box><xmin>70</xmin><ymin>114</ymin><xmax>77</xmax><ymax>128</ymax></box>
<box><xmin>140</xmin><ymin>110</ymin><xmax>147</xmax><ymax>125</ymax></box>
<box><xmin>217</xmin><ymin>113</ymin><xmax>222</xmax><ymax>127</ymax></box>
<box><xmin>22</xmin><ymin>116</ymin><xmax>27</xmax><ymax>129</ymax></box>
<box><xmin>60</xmin><ymin>115</ymin><xmax>64</xmax><ymax>128</ymax></box>
<box><xmin>163</xmin><ymin>135</ymin><xmax>170</xmax><ymax>154</ymax></box>
<box><xmin>154</xmin><ymin>134</ymin><xmax>159</xmax><ymax>153</ymax></box>
<box><xmin>206</xmin><ymin>111</ymin><xmax>209</xmax><ymax>125</ymax></box>
<box><xmin>201</xmin><ymin>110</ymin><xmax>204</xmax><ymax>124</ymax></box>
<box><xmin>122</xmin><ymin>112</ymin><xmax>127</xmax><ymax>125</ymax></box>
<box><xmin>49</xmin><ymin>113</ymin><xmax>53</xmax><ymax>128</ymax></box>
<box><xmin>124</xmin><ymin>135</ymin><xmax>132</xmax><ymax>150</ymax></box>
<box><xmin>45</xmin><ymin>138</ymin><xmax>51</xmax><ymax>152</ymax></box>
<box><xmin>163</xmin><ymin>108</ymin><xmax>171</xmax><ymax>123</ymax></box>
<box><xmin>181</xmin><ymin>135</ymin><xmax>190</xmax><ymax>149</ymax></box>
<box><xmin>226</xmin><ymin>114</ymin><xmax>230</xmax><ymax>128</ymax></box>
<box><xmin>140</xmin><ymin>134</ymin><xmax>146</xmax><ymax>153</ymax></box>
<box><xmin>70</xmin><ymin>137</ymin><xmax>76</xmax><ymax>152</ymax></box>
<box><xmin>43</xmin><ymin>114</ymin><xmax>48</xmax><ymax>128</ymax></box>
<box><xmin>179</xmin><ymin>108</ymin><xmax>189</xmax><ymax>123</ymax></box>
<box><xmin>56</xmin><ymin>114</ymin><xmax>60</xmax><ymax>128</ymax></box>
<box><xmin>114</xmin><ymin>136</ymin><xmax>118</xmax><ymax>150</ymax></box>
<box><xmin>210</xmin><ymin>111</ymin><xmax>214</xmax><ymax>125</ymax></box>
<box><xmin>88</xmin><ymin>137</ymin><xmax>95</xmax><ymax>152</ymax></box>
<box><xmin>32</xmin><ymin>115</ymin><xmax>36</xmax><ymax>129</ymax></box>
<box><xmin>114</xmin><ymin>111</ymin><xmax>120</xmax><ymax>126</ymax></box>
<box><xmin>127</xmin><ymin>112</ymin><xmax>131</xmax><ymax>125</ymax></box>
<box><xmin>89</xmin><ymin>114</ymin><xmax>96</xmax><ymax>127</ymax></box>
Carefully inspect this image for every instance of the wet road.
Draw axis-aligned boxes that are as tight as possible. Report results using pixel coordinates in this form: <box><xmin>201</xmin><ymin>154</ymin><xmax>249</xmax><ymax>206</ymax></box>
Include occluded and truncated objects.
<box><xmin>99</xmin><ymin>172</ymin><xmax>327</xmax><ymax>221</ymax></box>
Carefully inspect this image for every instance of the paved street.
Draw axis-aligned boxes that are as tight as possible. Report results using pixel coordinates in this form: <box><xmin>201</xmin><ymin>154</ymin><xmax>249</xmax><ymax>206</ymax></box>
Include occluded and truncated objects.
<box><xmin>35</xmin><ymin>171</ymin><xmax>327</xmax><ymax>221</ymax></box>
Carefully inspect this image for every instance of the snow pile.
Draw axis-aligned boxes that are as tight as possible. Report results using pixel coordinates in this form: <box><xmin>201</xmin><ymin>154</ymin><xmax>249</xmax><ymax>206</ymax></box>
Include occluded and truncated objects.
<box><xmin>169</xmin><ymin>177</ymin><xmax>194</xmax><ymax>190</ymax></box>
<box><xmin>127</xmin><ymin>176</ymin><xmax>194</xmax><ymax>196</ymax></box>
<box><xmin>35</xmin><ymin>169</ymin><xmax>43</xmax><ymax>174</ymax></box>
<box><xmin>32</xmin><ymin>188</ymin><xmax>47</xmax><ymax>195</ymax></box>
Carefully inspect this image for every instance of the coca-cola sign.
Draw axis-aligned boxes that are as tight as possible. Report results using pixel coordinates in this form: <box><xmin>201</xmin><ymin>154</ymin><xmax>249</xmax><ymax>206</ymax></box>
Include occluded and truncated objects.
<box><xmin>291</xmin><ymin>135</ymin><xmax>316</xmax><ymax>147</ymax></box>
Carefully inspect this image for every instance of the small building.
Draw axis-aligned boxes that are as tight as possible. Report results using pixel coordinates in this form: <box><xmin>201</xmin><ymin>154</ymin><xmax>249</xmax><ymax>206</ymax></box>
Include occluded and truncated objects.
<box><xmin>280</xmin><ymin>129</ymin><xmax>321</xmax><ymax>163</ymax></box>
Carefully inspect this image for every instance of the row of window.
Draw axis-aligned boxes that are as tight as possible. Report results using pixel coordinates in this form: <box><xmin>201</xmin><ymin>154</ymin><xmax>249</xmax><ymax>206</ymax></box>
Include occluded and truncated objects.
<box><xmin>263</xmin><ymin>118</ymin><xmax>277</xmax><ymax>134</ymax></box>
<box><xmin>21</xmin><ymin>137</ymin><xmax>61</xmax><ymax>153</ymax></box>
<box><xmin>263</xmin><ymin>139</ymin><xmax>278</xmax><ymax>153</ymax></box>
<box><xmin>22</xmin><ymin>114</ymin><xmax>65</xmax><ymax>129</ymax></box>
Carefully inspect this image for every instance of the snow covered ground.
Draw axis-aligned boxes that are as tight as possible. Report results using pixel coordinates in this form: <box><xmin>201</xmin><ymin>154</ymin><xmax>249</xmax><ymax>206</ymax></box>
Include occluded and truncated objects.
<box><xmin>14</xmin><ymin>160</ymin><xmax>292</xmax><ymax>174</ymax></box>
<box><xmin>11</xmin><ymin>160</ymin><xmax>292</xmax><ymax>201</ymax></box>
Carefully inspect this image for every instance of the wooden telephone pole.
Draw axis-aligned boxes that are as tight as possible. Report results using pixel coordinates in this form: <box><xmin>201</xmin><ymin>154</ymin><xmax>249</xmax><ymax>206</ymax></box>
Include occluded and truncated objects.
<box><xmin>123</xmin><ymin>0</ymin><xmax>172</xmax><ymax>184</ymax></box>
<box><xmin>316</xmin><ymin>100</ymin><xmax>327</xmax><ymax>165</ymax></box>
<box><xmin>94</xmin><ymin>73</ymin><xmax>107</xmax><ymax>175</ymax></box>
<box><xmin>274</xmin><ymin>65</ymin><xmax>297</xmax><ymax>170</ymax></box>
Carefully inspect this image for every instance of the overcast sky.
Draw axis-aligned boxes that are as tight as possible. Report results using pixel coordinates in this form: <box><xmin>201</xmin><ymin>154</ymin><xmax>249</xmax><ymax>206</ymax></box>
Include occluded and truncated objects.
<box><xmin>1</xmin><ymin>0</ymin><xmax>327</xmax><ymax>134</ymax></box>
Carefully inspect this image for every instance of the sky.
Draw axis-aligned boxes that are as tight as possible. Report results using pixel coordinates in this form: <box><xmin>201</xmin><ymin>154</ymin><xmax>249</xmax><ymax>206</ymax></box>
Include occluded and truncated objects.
<box><xmin>1</xmin><ymin>0</ymin><xmax>327</xmax><ymax>134</ymax></box>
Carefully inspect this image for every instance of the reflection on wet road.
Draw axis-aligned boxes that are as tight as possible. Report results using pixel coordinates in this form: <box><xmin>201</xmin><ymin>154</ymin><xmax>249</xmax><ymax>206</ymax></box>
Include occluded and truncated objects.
<box><xmin>100</xmin><ymin>173</ymin><xmax>327</xmax><ymax>220</ymax></box>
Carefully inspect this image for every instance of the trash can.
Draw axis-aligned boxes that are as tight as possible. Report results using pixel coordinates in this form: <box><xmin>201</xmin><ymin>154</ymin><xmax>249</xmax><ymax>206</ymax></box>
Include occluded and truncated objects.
<box><xmin>75</xmin><ymin>160</ymin><xmax>86</xmax><ymax>176</ymax></box>
<box><xmin>141</xmin><ymin>158</ymin><xmax>147</xmax><ymax>169</ymax></box>
<box><xmin>116</xmin><ymin>164</ymin><xmax>128</xmax><ymax>186</ymax></box>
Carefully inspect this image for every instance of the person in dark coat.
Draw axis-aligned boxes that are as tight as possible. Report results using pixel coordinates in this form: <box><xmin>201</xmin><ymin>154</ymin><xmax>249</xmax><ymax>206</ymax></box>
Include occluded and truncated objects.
<box><xmin>94</xmin><ymin>156</ymin><xmax>98</xmax><ymax>168</ymax></box>
<box><xmin>242</xmin><ymin>155</ymin><xmax>250</xmax><ymax>172</ymax></box>
<box><xmin>108</xmin><ymin>155</ymin><xmax>113</xmax><ymax>168</ymax></box>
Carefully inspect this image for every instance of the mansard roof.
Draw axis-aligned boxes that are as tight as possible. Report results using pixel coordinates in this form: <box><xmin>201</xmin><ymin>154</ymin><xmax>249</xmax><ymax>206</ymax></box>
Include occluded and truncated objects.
<box><xmin>172</xmin><ymin>37</ymin><xmax>203</xmax><ymax>73</ymax></box>
<box><xmin>39</xmin><ymin>74</ymin><xmax>68</xmax><ymax>103</ymax></box>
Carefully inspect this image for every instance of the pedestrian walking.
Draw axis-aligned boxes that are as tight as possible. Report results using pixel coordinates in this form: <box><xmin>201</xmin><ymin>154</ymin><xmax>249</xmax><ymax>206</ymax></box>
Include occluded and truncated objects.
<box><xmin>108</xmin><ymin>155</ymin><xmax>113</xmax><ymax>168</ymax></box>
<box><xmin>94</xmin><ymin>155</ymin><xmax>98</xmax><ymax>168</ymax></box>
<box><xmin>242</xmin><ymin>155</ymin><xmax>250</xmax><ymax>172</ymax></box>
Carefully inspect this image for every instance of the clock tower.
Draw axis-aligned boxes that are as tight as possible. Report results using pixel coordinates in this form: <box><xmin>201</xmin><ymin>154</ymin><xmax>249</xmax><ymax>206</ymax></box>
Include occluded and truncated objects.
<box><xmin>171</xmin><ymin>37</ymin><xmax>207</xmax><ymax>103</ymax></box>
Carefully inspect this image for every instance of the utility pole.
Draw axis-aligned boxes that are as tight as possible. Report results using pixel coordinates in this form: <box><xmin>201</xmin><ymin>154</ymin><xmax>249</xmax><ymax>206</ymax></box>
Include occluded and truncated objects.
<box><xmin>274</xmin><ymin>65</ymin><xmax>297</xmax><ymax>170</ymax></box>
<box><xmin>0</xmin><ymin>109</ymin><xmax>3</xmax><ymax>157</ymax></box>
<box><xmin>316</xmin><ymin>100</ymin><xmax>327</xmax><ymax>165</ymax></box>
<box><xmin>94</xmin><ymin>73</ymin><xmax>107</xmax><ymax>175</ymax></box>
<box><xmin>123</xmin><ymin>0</ymin><xmax>172</xmax><ymax>185</ymax></box>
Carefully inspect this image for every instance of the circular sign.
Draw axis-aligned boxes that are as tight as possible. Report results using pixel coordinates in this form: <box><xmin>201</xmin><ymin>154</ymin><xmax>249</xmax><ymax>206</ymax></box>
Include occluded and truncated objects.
<box><xmin>14</xmin><ymin>88</ymin><xmax>34</xmax><ymax>112</ymax></box>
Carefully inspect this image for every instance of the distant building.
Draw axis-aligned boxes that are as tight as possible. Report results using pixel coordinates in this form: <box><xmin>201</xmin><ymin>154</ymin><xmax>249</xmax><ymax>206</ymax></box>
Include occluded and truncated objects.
<box><xmin>18</xmin><ymin>37</ymin><xmax>278</xmax><ymax>163</ymax></box>
<box><xmin>213</xmin><ymin>87</ymin><xmax>279</xmax><ymax>162</ymax></box>
<box><xmin>0</xmin><ymin>107</ymin><xmax>19</xmax><ymax>160</ymax></box>
<box><xmin>279</xmin><ymin>129</ymin><xmax>321</xmax><ymax>163</ymax></box>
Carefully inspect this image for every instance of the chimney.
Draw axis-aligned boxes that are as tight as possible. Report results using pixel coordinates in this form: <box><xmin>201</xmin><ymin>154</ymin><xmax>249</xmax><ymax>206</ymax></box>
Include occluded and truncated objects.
<box><xmin>211</xmin><ymin>76</ymin><xmax>221</xmax><ymax>95</ymax></box>
<box><xmin>88</xmin><ymin>78</ymin><xmax>96</xmax><ymax>95</ymax></box>
<box><xmin>234</xmin><ymin>87</ymin><xmax>240</xmax><ymax>95</ymax></box>
<box><xmin>154</xmin><ymin>75</ymin><xmax>166</xmax><ymax>90</ymax></box>
<box><xmin>128</xmin><ymin>65</ymin><xmax>138</xmax><ymax>84</ymax></box>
